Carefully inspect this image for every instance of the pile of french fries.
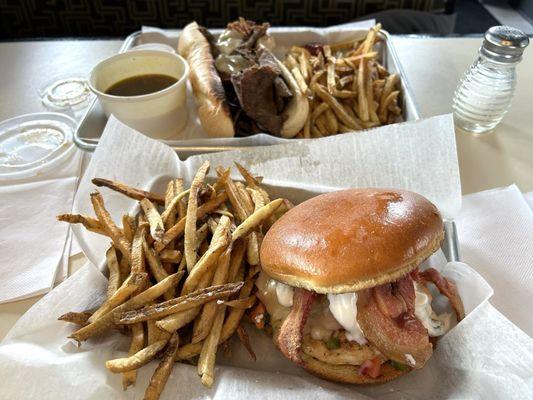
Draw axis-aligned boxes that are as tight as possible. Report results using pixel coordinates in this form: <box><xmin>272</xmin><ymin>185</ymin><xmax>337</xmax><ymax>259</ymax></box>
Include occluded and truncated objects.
<box><xmin>285</xmin><ymin>24</ymin><xmax>403</xmax><ymax>138</ymax></box>
<box><xmin>57</xmin><ymin>161</ymin><xmax>290</xmax><ymax>399</ymax></box>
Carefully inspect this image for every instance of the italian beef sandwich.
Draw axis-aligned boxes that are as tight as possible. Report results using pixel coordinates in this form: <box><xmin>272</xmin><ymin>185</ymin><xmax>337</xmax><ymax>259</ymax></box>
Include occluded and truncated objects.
<box><xmin>178</xmin><ymin>18</ymin><xmax>309</xmax><ymax>138</ymax></box>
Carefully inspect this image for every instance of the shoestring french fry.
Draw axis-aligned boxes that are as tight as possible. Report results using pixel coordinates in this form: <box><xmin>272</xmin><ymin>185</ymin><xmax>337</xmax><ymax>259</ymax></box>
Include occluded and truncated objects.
<box><xmin>284</xmin><ymin>24</ymin><xmax>402</xmax><ymax>136</ymax></box>
<box><xmin>234</xmin><ymin>187</ymin><xmax>260</xmax><ymax>266</ymax></box>
<box><xmin>122</xmin><ymin>214</ymin><xmax>135</xmax><ymax>243</ymax></box>
<box><xmin>236</xmin><ymin>324</ymin><xmax>256</xmax><ymax>361</ymax></box>
<box><xmin>196</xmin><ymin>222</ymin><xmax>210</xmax><ymax>248</ymax></box>
<box><xmin>176</xmin><ymin>279</ymin><xmax>255</xmax><ymax>360</ymax></box>
<box><xmin>131</xmin><ymin>223</ymin><xmax>147</xmax><ymax>274</ymax></box>
<box><xmin>181</xmin><ymin>216</ymin><xmax>231</xmax><ymax>294</ymax></box>
<box><xmin>58</xmin><ymin>311</ymin><xmax>93</xmax><ymax>326</ymax></box>
<box><xmin>147</xmin><ymin>317</ymin><xmax>161</xmax><ymax>346</ymax></box>
<box><xmin>154</xmin><ymin>192</ymin><xmax>227</xmax><ymax>252</ymax></box>
<box><xmin>218</xmin><ymin>168</ymin><xmax>249</xmax><ymax>223</ymax></box>
<box><xmin>58</xmin><ymin>162</ymin><xmax>288</xmax><ymax>392</ymax></box>
<box><xmin>174</xmin><ymin>179</ymin><xmax>187</xmax><ymax>219</ymax></box>
<box><xmin>156</xmin><ymin>307</ymin><xmax>198</xmax><ymax>333</ymax></box>
<box><xmin>198</xmin><ymin>305</ymin><xmax>225</xmax><ymax>388</ymax></box>
<box><xmin>221</xmin><ymin>295</ymin><xmax>257</xmax><ymax>310</ymax></box>
<box><xmin>140</xmin><ymin>199</ymin><xmax>165</xmax><ymax>242</ymax></box>
<box><xmin>227</xmin><ymin>239</ymin><xmax>246</xmax><ymax>282</ymax></box>
<box><xmin>92</xmin><ymin>178</ymin><xmax>165</xmax><ymax>205</ymax></box>
<box><xmin>90</xmin><ymin>191</ymin><xmax>132</xmax><ymax>263</ymax></box>
<box><xmin>119</xmin><ymin>256</ymin><xmax>131</xmax><ymax>284</ymax></box>
<box><xmin>143</xmin><ymin>240</ymin><xmax>173</xmax><ymax>300</ymax></box>
<box><xmin>159</xmin><ymin>250</ymin><xmax>182</xmax><ymax>264</ymax></box>
<box><xmin>234</xmin><ymin>162</ymin><xmax>267</xmax><ymax>197</ymax></box>
<box><xmin>106</xmin><ymin>339</ymin><xmax>168</xmax><ymax>373</ymax></box>
<box><xmin>115</xmin><ymin>281</ymin><xmax>243</xmax><ymax>325</ymax></box>
<box><xmin>157</xmin><ymin>259</ymin><xmax>218</xmax><ymax>333</ymax></box>
<box><xmin>162</xmin><ymin>181</ymin><xmax>177</xmax><ymax>272</ymax></box>
<box><xmin>192</xmin><ymin>242</ymin><xmax>233</xmax><ymax>343</ymax></box>
<box><xmin>122</xmin><ymin>323</ymin><xmax>145</xmax><ymax>390</ymax></box>
<box><xmin>69</xmin><ymin>272</ymin><xmax>184</xmax><ymax>342</ymax></box>
<box><xmin>164</xmin><ymin>180</ymin><xmax>175</xmax><ymax>209</ymax></box>
<box><xmin>89</xmin><ymin>272</ymin><xmax>147</xmax><ymax>323</ymax></box>
<box><xmin>232</xmin><ymin>199</ymin><xmax>284</xmax><ymax>242</ymax></box>
<box><xmin>314</xmin><ymin>83</ymin><xmax>363</xmax><ymax>130</ymax></box>
<box><xmin>143</xmin><ymin>332</ymin><xmax>179</xmax><ymax>400</ymax></box>
<box><xmin>185</xmin><ymin>161</ymin><xmax>210</xmax><ymax>272</ymax></box>
<box><xmin>161</xmin><ymin>189</ymin><xmax>190</xmax><ymax>226</ymax></box>
<box><xmin>106</xmin><ymin>246</ymin><xmax>121</xmax><ymax>299</ymax></box>
<box><xmin>57</xmin><ymin>214</ymin><xmax>107</xmax><ymax>235</ymax></box>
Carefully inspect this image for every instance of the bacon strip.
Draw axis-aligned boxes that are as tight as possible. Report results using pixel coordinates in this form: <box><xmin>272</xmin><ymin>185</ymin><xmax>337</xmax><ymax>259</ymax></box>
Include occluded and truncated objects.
<box><xmin>357</xmin><ymin>274</ymin><xmax>433</xmax><ymax>369</ymax></box>
<box><xmin>374</xmin><ymin>283</ymin><xmax>404</xmax><ymax>318</ymax></box>
<box><xmin>420</xmin><ymin>268</ymin><xmax>465</xmax><ymax>321</ymax></box>
<box><xmin>373</xmin><ymin>274</ymin><xmax>417</xmax><ymax>325</ymax></box>
<box><xmin>277</xmin><ymin>288</ymin><xmax>316</xmax><ymax>365</ymax></box>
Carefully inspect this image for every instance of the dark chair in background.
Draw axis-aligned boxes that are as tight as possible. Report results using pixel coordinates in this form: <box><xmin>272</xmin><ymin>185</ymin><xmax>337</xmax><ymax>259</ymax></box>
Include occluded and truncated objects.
<box><xmin>1</xmin><ymin>0</ymin><xmax>450</xmax><ymax>39</ymax></box>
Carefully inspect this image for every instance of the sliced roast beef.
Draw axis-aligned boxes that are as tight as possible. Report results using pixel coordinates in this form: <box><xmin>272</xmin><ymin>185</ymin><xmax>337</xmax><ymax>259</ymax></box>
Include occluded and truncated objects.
<box><xmin>257</xmin><ymin>49</ymin><xmax>281</xmax><ymax>73</ymax></box>
<box><xmin>227</xmin><ymin>18</ymin><xmax>256</xmax><ymax>37</ymax></box>
<box><xmin>231</xmin><ymin>66</ymin><xmax>284</xmax><ymax>135</ymax></box>
<box><xmin>258</xmin><ymin>49</ymin><xmax>293</xmax><ymax>112</ymax></box>
<box><xmin>239</xmin><ymin>23</ymin><xmax>269</xmax><ymax>50</ymax></box>
<box><xmin>273</xmin><ymin>77</ymin><xmax>292</xmax><ymax>113</ymax></box>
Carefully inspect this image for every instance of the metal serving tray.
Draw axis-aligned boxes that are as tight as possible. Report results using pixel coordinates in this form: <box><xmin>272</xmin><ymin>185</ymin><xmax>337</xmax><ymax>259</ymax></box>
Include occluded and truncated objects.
<box><xmin>74</xmin><ymin>28</ymin><xmax>421</xmax><ymax>158</ymax></box>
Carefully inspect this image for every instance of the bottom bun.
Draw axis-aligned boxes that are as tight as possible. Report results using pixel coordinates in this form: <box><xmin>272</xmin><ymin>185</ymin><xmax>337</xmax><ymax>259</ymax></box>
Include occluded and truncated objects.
<box><xmin>300</xmin><ymin>352</ymin><xmax>409</xmax><ymax>385</ymax></box>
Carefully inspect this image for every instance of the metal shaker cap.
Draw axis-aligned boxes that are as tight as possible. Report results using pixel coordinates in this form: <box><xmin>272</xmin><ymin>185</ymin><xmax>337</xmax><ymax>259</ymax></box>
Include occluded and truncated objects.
<box><xmin>481</xmin><ymin>26</ymin><xmax>529</xmax><ymax>63</ymax></box>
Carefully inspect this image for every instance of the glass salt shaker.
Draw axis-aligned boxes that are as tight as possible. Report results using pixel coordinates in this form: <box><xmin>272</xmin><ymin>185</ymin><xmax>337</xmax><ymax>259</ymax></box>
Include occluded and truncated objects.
<box><xmin>452</xmin><ymin>26</ymin><xmax>529</xmax><ymax>134</ymax></box>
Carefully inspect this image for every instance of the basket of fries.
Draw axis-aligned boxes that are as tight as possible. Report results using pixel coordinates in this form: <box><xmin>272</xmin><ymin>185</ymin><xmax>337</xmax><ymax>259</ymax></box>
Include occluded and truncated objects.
<box><xmin>57</xmin><ymin>162</ymin><xmax>291</xmax><ymax>398</ymax></box>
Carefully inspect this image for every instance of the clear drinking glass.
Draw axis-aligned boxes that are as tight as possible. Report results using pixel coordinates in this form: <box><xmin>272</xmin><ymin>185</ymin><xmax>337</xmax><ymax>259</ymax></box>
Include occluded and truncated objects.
<box><xmin>452</xmin><ymin>26</ymin><xmax>529</xmax><ymax>134</ymax></box>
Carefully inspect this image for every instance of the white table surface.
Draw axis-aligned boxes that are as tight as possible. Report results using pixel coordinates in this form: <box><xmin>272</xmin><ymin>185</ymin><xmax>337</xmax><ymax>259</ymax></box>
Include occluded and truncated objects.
<box><xmin>0</xmin><ymin>36</ymin><xmax>532</xmax><ymax>340</ymax></box>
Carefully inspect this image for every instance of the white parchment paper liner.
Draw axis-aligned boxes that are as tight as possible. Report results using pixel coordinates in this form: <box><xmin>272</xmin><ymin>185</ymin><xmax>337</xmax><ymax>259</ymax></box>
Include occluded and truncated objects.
<box><xmin>1</xmin><ymin>115</ymin><xmax>531</xmax><ymax>399</ymax></box>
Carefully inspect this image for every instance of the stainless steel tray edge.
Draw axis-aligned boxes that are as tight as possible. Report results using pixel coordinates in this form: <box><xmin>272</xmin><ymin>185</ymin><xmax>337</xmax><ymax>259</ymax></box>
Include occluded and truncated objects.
<box><xmin>74</xmin><ymin>28</ymin><xmax>421</xmax><ymax>155</ymax></box>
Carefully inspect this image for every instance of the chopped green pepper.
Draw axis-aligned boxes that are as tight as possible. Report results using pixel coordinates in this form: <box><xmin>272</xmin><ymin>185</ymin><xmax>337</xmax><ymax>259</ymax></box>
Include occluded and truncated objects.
<box><xmin>325</xmin><ymin>337</ymin><xmax>340</xmax><ymax>350</ymax></box>
<box><xmin>391</xmin><ymin>361</ymin><xmax>409</xmax><ymax>371</ymax></box>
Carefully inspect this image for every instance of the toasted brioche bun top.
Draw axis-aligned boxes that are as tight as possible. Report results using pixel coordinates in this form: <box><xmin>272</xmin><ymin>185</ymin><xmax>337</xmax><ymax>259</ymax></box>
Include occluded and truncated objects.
<box><xmin>260</xmin><ymin>188</ymin><xmax>444</xmax><ymax>293</ymax></box>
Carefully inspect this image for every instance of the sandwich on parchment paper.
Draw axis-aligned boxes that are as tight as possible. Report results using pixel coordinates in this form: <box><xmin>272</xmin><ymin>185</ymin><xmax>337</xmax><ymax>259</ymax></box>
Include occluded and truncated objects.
<box><xmin>255</xmin><ymin>188</ymin><xmax>465</xmax><ymax>383</ymax></box>
<box><xmin>178</xmin><ymin>18</ymin><xmax>309</xmax><ymax>138</ymax></box>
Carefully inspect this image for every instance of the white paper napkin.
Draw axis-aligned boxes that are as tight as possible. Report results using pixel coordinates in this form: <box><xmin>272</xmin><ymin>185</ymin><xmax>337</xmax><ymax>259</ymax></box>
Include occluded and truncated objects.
<box><xmin>524</xmin><ymin>191</ymin><xmax>533</xmax><ymax>210</ymax></box>
<box><xmin>0</xmin><ymin>253</ymin><xmax>513</xmax><ymax>399</ymax></box>
<box><xmin>456</xmin><ymin>184</ymin><xmax>533</xmax><ymax>336</ymax></box>
<box><xmin>0</xmin><ymin>150</ymin><xmax>82</xmax><ymax>303</ymax></box>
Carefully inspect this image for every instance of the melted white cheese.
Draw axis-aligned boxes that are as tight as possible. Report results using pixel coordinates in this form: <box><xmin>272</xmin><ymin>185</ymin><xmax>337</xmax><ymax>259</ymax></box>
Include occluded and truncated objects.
<box><xmin>405</xmin><ymin>353</ymin><xmax>416</xmax><ymax>367</ymax></box>
<box><xmin>216</xmin><ymin>29</ymin><xmax>243</xmax><ymax>55</ymax></box>
<box><xmin>254</xmin><ymin>272</ymin><xmax>291</xmax><ymax>323</ymax></box>
<box><xmin>275</xmin><ymin>281</ymin><xmax>294</xmax><ymax>307</ymax></box>
<box><xmin>414</xmin><ymin>283</ymin><xmax>452</xmax><ymax>337</ymax></box>
<box><xmin>214</xmin><ymin>54</ymin><xmax>251</xmax><ymax>75</ymax></box>
<box><xmin>327</xmin><ymin>293</ymin><xmax>367</xmax><ymax>345</ymax></box>
<box><xmin>254</xmin><ymin>273</ymin><xmax>367</xmax><ymax>344</ymax></box>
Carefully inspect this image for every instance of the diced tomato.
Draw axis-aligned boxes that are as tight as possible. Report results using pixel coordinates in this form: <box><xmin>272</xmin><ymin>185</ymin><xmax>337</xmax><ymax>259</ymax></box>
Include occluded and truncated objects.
<box><xmin>249</xmin><ymin>301</ymin><xmax>266</xmax><ymax>329</ymax></box>
<box><xmin>359</xmin><ymin>356</ymin><xmax>382</xmax><ymax>378</ymax></box>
